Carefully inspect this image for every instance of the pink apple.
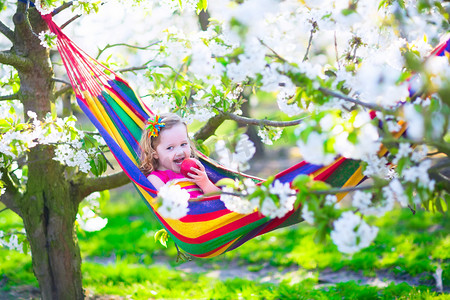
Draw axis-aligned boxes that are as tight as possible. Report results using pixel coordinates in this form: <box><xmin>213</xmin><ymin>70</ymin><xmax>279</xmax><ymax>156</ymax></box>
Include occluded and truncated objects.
<box><xmin>180</xmin><ymin>158</ymin><xmax>200</xmax><ymax>178</ymax></box>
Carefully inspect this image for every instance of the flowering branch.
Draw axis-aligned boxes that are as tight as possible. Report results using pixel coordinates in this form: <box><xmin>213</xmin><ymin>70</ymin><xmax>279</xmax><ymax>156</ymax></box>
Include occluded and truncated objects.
<box><xmin>259</xmin><ymin>39</ymin><xmax>287</xmax><ymax>63</ymax></box>
<box><xmin>0</xmin><ymin>20</ymin><xmax>14</xmax><ymax>43</ymax></box>
<box><xmin>0</xmin><ymin>93</ymin><xmax>20</xmax><ymax>101</ymax></box>
<box><xmin>220</xmin><ymin>110</ymin><xmax>307</xmax><ymax>128</ymax></box>
<box><xmin>318</xmin><ymin>86</ymin><xmax>386</xmax><ymax>111</ymax></box>
<box><xmin>96</xmin><ymin>41</ymin><xmax>160</xmax><ymax>60</ymax></box>
<box><xmin>303</xmin><ymin>20</ymin><xmax>318</xmax><ymax>62</ymax></box>
<box><xmin>334</xmin><ymin>31</ymin><xmax>340</xmax><ymax>69</ymax></box>
<box><xmin>194</xmin><ymin>183</ymin><xmax>376</xmax><ymax>202</ymax></box>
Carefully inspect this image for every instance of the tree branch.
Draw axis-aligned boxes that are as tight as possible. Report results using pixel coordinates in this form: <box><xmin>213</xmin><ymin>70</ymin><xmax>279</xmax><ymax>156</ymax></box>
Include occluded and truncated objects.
<box><xmin>0</xmin><ymin>93</ymin><xmax>20</xmax><ymax>101</ymax></box>
<box><xmin>0</xmin><ymin>171</ymin><xmax>22</xmax><ymax>217</ymax></box>
<box><xmin>220</xmin><ymin>111</ymin><xmax>307</xmax><ymax>128</ymax></box>
<box><xmin>193</xmin><ymin>114</ymin><xmax>227</xmax><ymax>141</ymax></box>
<box><xmin>75</xmin><ymin>171</ymin><xmax>131</xmax><ymax>203</ymax></box>
<box><xmin>96</xmin><ymin>41</ymin><xmax>160</xmax><ymax>60</ymax></box>
<box><xmin>53</xmin><ymin>84</ymin><xmax>73</xmax><ymax>100</ymax></box>
<box><xmin>318</xmin><ymin>86</ymin><xmax>386</xmax><ymax>111</ymax></box>
<box><xmin>51</xmin><ymin>1</ymin><xmax>74</xmax><ymax>16</ymax></box>
<box><xmin>303</xmin><ymin>20</ymin><xmax>318</xmax><ymax>62</ymax></box>
<box><xmin>0</xmin><ymin>191</ymin><xmax>22</xmax><ymax>217</ymax></box>
<box><xmin>0</xmin><ymin>50</ymin><xmax>33</xmax><ymax>71</ymax></box>
<box><xmin>53</xmin><ymin>78</ymin><xmax>71</xmax><ymax>85</ymax></box>
<box><xmin>60</xmin><ymin>14</ymin><xmax>82</xmax><ymax>30</ymax></box>
<box><xmin>0</xmin><ymin>20</ymin><xmax>14</xmax><ymax>42</ymax></box>
<box><xmin>116</xmin><ymin>65</ymin><xmax>148</xmax><ymax>73</ymax></box>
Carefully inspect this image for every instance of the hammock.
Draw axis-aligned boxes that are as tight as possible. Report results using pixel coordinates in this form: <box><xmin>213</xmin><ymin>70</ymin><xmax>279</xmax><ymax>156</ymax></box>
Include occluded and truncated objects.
<box><xmin>41</xmin><ymin>14</ymin><xmax>449</xmax><ymax>258</ymax></box>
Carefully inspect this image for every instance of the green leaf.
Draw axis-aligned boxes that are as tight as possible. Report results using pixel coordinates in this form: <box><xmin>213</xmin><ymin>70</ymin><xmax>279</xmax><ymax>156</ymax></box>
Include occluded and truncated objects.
<box><xmin>309</xmin><ymin>181</ymin><xmax>331</xmax><ymax>191</ymax></box>
<box><xmin>216</xmin><ymin>178</ymin><xmax>236</xmax><ymax>187</ymax></box>
<box><xmin>89</xmin><ymin>159</ymin><xmax>99</xmax><ymax>176</ymax></box>
<box><xmin>292</xmin><ymin>175</ymin><xmax>312</xmax><ymax>190</ymax></box>
<box><xmin>196</xmin><ymin>0</ymin><xmax>208</xmax><ymax>14</ymax></box>
<box><xmin>154</xmin><ymin>229</ymin><xmax>169</xmax><ymax>248</ymax></box>
<box><xmin>0</xmin><ymin>119</ymin><xmax>12</xmax><ymax>132</ymax></box>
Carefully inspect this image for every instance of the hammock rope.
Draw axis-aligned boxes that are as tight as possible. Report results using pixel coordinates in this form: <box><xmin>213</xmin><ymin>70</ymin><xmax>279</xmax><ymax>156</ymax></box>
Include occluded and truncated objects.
<box><xmin>41</xmin><ymin>14</ymin><xmax>450</xmax><ymax>258</ymax></box>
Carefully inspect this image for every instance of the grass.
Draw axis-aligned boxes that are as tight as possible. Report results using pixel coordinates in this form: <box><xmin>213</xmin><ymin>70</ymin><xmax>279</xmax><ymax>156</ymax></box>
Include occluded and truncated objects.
<box><xmin>0</xmin><ymin>190</ymin><xmax>448</xmax><ymax>298</ymax></box>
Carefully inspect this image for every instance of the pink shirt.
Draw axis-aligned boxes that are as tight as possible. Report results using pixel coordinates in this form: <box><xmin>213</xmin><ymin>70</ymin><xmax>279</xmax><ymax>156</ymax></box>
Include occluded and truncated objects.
<box><xmin>150</xmin><ymin>169</ymin><xmax>203</xmax><ymax>198</ymax></box>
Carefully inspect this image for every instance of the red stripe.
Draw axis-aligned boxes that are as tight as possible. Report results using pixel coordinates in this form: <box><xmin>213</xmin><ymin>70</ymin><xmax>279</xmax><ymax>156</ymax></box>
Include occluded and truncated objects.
<box><xmin>156</xmin><ymin>211</ymin><xmax>264</xmax><ymax>244</ymax></box>
<box><xmin>191</xmin><ymin>239</ymin><xmax>236</xmax><ymax>258</ymax></box>
<box><xmin>256</xmin><ymin>207</ymin><xmax>297</xmax><ymax>236</ymax></box>
<box><xmin>274</xmin><ymin>161</ymin><xmax>308</xmax><ymax>179</ymax></box>
<box><xmin>313</xmin><ymin>157</ymin><xmax>346</xmax><ymax>181</ymax></box>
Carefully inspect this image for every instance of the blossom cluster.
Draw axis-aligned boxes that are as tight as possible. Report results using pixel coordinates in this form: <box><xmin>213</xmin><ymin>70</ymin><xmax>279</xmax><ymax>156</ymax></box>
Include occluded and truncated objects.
<box><xmin>220</xmin><ymin>177</ymin><xmax>297</xmax><ymax>219</ymax></box>
<box><xmin>135</xmin><ymin>0</ymin><xmax>449</xmax><ymax>254</ymax></box>
<box><xmin>0</xmin><ymin>102</ymin><xmax>109</xmax><ymax>179</ymax></box>
<box><xmin>76</xmin><ymin>192</ymin><xmax>109</xmax><ymax>232</ymax></box>
<box><xmin>157</xmin><ymin>183</ymin><xmax>190</xmax><ymax>219</ymax></box>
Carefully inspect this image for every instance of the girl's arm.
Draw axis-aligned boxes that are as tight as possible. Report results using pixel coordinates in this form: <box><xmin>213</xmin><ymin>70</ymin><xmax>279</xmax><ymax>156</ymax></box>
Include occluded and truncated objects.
<box><xmin>147</xmin><ymin>174</ymin><xmax>165</xmax><ymax>191</ymax></box>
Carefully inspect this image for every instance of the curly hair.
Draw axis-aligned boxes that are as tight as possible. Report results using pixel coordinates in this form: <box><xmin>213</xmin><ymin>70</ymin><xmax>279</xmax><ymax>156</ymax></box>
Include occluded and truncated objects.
<box><xmin>139</xmin><ymin>112</ymin><xmax>197</xmax><ymax>176</ymax></box>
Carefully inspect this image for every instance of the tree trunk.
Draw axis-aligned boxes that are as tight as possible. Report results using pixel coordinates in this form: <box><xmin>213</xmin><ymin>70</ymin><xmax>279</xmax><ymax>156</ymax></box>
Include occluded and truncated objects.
<box><xmin>13</xmin><ymin>4</ymin><xmax>84</xmax><ymax>299</ymax></box>
<box><xmin>21</xmin><ymin>147</ymin><xmax>83</xmax><ymax>300</ymax></box>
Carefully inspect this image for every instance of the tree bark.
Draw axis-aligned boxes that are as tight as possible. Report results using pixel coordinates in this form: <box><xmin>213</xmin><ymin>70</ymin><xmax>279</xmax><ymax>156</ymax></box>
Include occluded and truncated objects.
<box><xmin>12</xmin><ymin>3</ymin><xmax>84</xmax><ymax>299</ymax></box>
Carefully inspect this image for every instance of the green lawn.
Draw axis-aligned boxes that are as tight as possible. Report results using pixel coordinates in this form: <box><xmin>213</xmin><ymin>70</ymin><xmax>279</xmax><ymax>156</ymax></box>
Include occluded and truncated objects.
<box><xmin>0</xmin><ymin>189</ymin><xmax>448</xmax><ymax>299</ymax></box>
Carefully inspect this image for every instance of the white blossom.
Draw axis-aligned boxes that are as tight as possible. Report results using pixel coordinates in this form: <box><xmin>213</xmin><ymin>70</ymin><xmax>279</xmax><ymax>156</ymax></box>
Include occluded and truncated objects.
<box><xmin>38</xmin><ymin>31</ymin><xmax>57</xmax><ymax>49</ymax></box>
<box><xmin>331</xmin><ymin>211</ymin><xmax>378</xmax><ymax>254</ymax></box>
<box><xmin>215</xmin><ymin>135</ymin><xmax>256</xmax><ymax>171</ymax></box>
<box><xmin>220</xmin><ymin>186</ymin><xmax>256</xmax><ymax>215</ymax></box>
<box><xmin>393</xmin><ymin>143</ymin><xmax>413</xmax><ymax>164</ymax></box>
<box><xmin>301</xmin><ymin>203</ymin><xmax>314</xmax><ymax>225</ymax></box>
<box><xmin>157</xmin><ymin>183</ymin><xmax>190</xmax><ymax>219</ymax></box>
<box><xmin>352</xmin><ymin>190</ymin><xmax>393</xmax><ymax>217</ymax></box>
<box><xmin>403</xmin><ymin>104</ymin><xmax>424</xmax><ymax>141</ymax></box>
<box><xmin>297</xmin><ymin>132</ymin><xmax>335</xmax><ymax>165</ymax></box>
<box><xmin>383</xmin><ymin>179</ymin><xmax>408</xmax><ymax>207</ymax></box>
<box><xmin>363</xmin><ymin>154</ymin><xmax>396</xmax><ymax>179</ymax></box>
<box><xmin>257</xmin><ymin>127</ymin><xmax>283</xmax><ymax>146</ymax></box>
<box><xmin>402</xmin><ymin>159</ymin><xmax>435</xmax><ymax>190</ymax></box>
<box><xmin>262</xmin><ymin>180</ymin><xmax>296</xmax><ymax>219</ymax></box>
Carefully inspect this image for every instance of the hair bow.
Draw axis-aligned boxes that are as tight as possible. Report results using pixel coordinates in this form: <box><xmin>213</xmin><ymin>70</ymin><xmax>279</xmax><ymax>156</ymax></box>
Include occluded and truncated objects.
<box><xmin>146</xmin><ymin>115</ymin><xmax>165</xmax><ymax>137</ymax></box>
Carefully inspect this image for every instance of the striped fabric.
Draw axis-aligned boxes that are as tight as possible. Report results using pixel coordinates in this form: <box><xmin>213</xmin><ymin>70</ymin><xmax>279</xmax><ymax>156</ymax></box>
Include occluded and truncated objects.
<box><xmin>41</xmin><ymin>14</ymin><xmax>449</xmax><ymax>258</ymax></box>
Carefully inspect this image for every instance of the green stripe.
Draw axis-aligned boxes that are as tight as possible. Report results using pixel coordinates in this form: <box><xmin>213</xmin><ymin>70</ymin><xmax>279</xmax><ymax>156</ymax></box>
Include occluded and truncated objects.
<box><xmin>173</xmin><ymin>217</ymin><xmax>270</xmax><ymax>255</ymax></box>
<box><xmin>325</xmin><ymin>159</ymin><xmax>361</xmax><ymax>188</ymax></box>
<box><xmin>101</xmin><ymin>90</ymin><xmax>142</xmax><ymax>141</ymax></box>
<box><xmin>113</xmin><ymin>79</ymin><xmax>141</xmax><ymax>107</ymax></box>
<box><xmin>99</xmin><ymin>93</ymin><xmax>140</xmax><ymax>162</ymax></box>
<box><xmin>135</xmin><ymin>184</ymin><xmax>271</xmax><ymax>256</ymax></box>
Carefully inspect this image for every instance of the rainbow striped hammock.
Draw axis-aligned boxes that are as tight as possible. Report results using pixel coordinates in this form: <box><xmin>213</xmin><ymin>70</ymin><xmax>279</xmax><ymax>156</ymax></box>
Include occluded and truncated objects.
<box><xmin>42</xmin><ymin>14</ymin><xmax>450</xmax><ymax>258</ymax></box>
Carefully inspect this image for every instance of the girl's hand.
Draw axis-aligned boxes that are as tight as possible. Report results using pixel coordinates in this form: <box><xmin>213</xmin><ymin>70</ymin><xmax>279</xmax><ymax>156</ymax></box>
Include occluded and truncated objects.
<box><xmin>187</xmin><ymin>159</ymin><xmax>221</xmax><ymax>194</ymax></box>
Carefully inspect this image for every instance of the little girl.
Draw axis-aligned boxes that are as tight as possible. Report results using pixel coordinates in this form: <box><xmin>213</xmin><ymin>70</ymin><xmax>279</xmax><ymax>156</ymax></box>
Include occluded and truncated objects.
<box><xmin>139</xmin><ymin>113</ymin><xmax>220</xmax><ymax>197</ymax></box>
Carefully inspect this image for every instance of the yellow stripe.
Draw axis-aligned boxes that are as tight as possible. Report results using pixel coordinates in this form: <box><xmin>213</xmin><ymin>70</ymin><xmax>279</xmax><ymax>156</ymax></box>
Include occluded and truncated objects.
<box><xmin>165</xmin><ymin>211</ymin><xmax>245</xmax><ymax>239</ymax></box>
<box><xmin>84</xmin><ymin>91</ymin><xmax>138</xmax><ymax>165</ymax></box>
<box><xmin>84</xmin><ymin>92</ymin><xmax>113</xmax><ymax>137</ymax></box>
<box><xmin>105</xmin><ymin>89</ymin><xmax>145</xmax><ymax>129</ymax></box>
<box><xmin>136</xmin><ymin>184</ymin><xmax>246</xmax><ymax>239</ymax></box>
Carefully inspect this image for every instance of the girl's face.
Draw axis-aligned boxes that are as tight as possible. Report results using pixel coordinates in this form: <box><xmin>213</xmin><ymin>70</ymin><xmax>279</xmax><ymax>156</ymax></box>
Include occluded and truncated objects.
<box><xmin>154</xmin><ymin>123</ymin><xmax>192</xmax><ymax>173</ymax></box>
